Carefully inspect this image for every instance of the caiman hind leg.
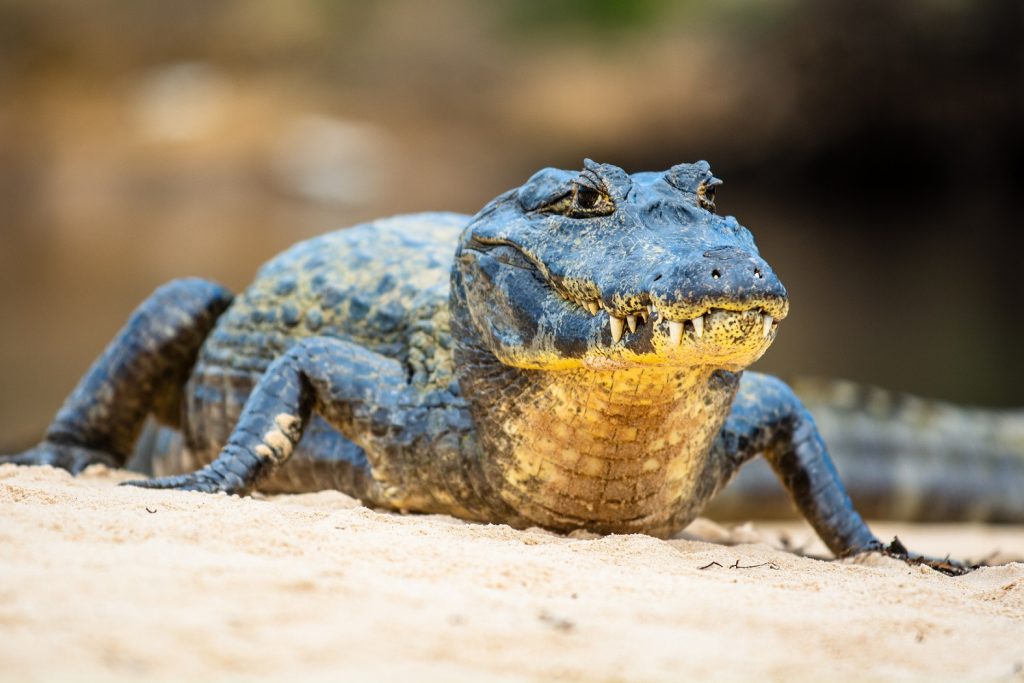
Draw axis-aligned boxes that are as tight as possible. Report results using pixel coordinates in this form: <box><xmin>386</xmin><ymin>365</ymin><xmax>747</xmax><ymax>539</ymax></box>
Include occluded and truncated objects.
<box><xmin>1</xmin><ymin>279</ymin><xmax>233</xmax><ymax>473</ymax></box>
<box><xmin>126</xmin><ymin>337</ymin><xmax>430</xmax><ymax>501</ymax></box>
<box><xmin>702</xmin><ymin>372</ymin><xmax>967</xmax><ymax>574</ymax></box>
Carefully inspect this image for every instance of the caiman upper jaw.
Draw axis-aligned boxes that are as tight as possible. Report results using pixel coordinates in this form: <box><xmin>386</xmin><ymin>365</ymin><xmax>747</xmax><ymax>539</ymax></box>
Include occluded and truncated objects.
<box><xmin>547</xmin><ymin>238</ymin><xmax>788</xmax><ymax>354</ymax></box>
<box><xmin>554</xmin><ymin>269</ymin><xmax>787</xmax><ymax>341</ymax></box>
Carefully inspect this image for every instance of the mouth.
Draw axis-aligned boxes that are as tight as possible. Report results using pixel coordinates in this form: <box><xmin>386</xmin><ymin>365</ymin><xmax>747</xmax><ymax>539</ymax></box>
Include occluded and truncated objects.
<box><xmin>561</xmin><ymin>294</ymin><xmax>782</xmax><ymax>350</ymax></box>
<box><xmin>553</xmin><ymin>278</ymin><xmax>787</xmax><ymax>345</ymax></box>
<box><xmin>463</xmin><ymin>239</ymin><xmax>787</xmax><ymax>362</ymax></box>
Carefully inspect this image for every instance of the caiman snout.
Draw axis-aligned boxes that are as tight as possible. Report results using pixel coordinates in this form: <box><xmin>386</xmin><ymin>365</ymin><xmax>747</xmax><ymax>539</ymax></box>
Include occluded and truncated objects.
<box><xmin>645</xmin><ymin>246</ymin><xmax>788</xmax><ymax>319</ymax></box>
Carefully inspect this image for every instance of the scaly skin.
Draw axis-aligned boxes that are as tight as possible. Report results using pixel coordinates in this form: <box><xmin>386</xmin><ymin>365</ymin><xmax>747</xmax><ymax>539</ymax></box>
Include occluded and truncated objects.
<box><xmin>3</xmin><ymin>160</ymin><xmax>960</xmax><ymax>571</ymax></box>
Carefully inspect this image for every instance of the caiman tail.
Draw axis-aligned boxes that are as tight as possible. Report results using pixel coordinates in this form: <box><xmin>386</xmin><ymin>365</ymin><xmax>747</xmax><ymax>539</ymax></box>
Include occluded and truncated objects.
<box><xmin>706</xmin><ymin>378</ymin><xmax>1024</xmax><ymax>523</ymax></box>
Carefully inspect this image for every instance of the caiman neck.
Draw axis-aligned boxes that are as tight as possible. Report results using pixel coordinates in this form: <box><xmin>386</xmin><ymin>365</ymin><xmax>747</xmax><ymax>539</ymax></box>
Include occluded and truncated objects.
<box><xmin>455</xmin><ymin>345</ymin><xmax>741</xmax><ymax>536</ymax></box>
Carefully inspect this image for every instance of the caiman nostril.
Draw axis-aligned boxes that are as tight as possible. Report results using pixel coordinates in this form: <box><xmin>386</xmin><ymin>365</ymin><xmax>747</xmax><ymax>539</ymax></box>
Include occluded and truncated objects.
<box><xmin>711</xmin><ymin>269</ymin><xmax>721</xmax><ymax>280</ymax></box>
<box><xmin>754</xmin><ymin>268</ymin><xmax>763</xmax><ymax>279</ymax></box>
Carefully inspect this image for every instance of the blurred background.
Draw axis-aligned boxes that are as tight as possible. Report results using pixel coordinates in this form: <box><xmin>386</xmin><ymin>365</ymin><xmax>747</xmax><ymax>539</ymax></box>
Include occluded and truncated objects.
<box><xmin>0</xmin><ymin>0</ymin><xmax>1021</xmax><ymax>449</ymax></box>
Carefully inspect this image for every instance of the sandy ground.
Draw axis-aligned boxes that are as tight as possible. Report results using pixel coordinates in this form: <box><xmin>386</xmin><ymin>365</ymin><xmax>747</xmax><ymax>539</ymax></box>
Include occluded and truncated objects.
<box><xmin>1</xmin><ymin>464</ymin><xmax>1022</xmax><ymax>683</ymax></box>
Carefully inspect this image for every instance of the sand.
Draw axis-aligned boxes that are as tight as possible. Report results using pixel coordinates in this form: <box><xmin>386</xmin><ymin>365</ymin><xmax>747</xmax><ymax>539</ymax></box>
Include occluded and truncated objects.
<box><xmin>1</xmin><ymin>464</ymin><xmax>1022</xmax><ymax>682</ymax></box>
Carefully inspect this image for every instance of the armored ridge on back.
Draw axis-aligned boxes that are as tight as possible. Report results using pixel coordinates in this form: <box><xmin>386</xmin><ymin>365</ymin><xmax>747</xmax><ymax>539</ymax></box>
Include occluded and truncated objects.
<box><xmin>4</xmin><ymin>160</ymin><xmax>1015</xmax><ymax>574</ymax></box>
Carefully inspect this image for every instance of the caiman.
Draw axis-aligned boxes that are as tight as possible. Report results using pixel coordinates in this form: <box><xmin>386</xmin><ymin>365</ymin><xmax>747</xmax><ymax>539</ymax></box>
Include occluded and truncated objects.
<box><xmin>5</xmin><ymin>160</ymin><xmax>1014</xmax><ymax>573</ymax></box>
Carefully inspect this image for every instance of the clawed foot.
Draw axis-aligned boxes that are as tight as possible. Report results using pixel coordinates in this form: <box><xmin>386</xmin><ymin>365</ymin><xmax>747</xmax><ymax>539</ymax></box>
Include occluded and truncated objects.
<box><xmin>121</xmin><ymin>464</ymin><xmax>250</xmax><ymax>495</ymax></box>
<box><xmin>875</xmin><ymin>536</ymin><xmax>974</xmax><ymax>576</ymax></box>
<box><xmin>0</xmin><ymin>441</ymin><xmax>120</xmax><ymax>474</ymax></box>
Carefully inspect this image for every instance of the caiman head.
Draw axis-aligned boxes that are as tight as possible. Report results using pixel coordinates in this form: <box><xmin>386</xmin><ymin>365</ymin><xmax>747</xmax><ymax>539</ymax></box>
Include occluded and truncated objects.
<box><xmin>452</xmin><ymin>160</ymin><xmax>789</xmax><ymax>373</ymax></box>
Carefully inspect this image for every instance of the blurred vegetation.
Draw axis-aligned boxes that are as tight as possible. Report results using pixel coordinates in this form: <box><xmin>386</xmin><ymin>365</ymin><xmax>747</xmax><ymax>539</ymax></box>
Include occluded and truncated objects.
<box><xmin>0</xmin><ymin>0</ymin><xmax>1020</xmax><ymax>448</ymax></box>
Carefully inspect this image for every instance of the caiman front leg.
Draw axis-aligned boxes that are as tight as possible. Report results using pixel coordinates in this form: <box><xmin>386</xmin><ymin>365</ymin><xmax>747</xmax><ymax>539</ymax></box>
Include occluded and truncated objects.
<box><xmin>709</xmin><ymin>372</ymin><xmax>967</xmax><ymax>574</ymax></box>
<box><xmin>1</xmin><ymin>279</ymin><xmax>232</xmax><ymax>473</ymax></box>
<box><xmin>126</xmin><ymin>337</ymin><xmax>418</xmax><ymax>496</ymax></box>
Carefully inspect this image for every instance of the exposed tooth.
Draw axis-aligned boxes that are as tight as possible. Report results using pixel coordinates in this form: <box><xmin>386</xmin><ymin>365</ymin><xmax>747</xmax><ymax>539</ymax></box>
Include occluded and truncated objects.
<box><xmin>692</xmin><ymin>315</ymin><xmax>704</xmax><ymax>339</ymax></box>
<box><xmin>609</xmin><ymin>315</ymin><xmax>624</xmax><ymax>344</ymax></box>
<box><xmin>668</xmin><ymin>320</ymin><xmax>684</xmax><ymax>347</ymax></box>
<box><xmin>586</xmin><ymin>301</ymin><xmax>599</xmax><ymax>316</ymax></box>
<box><xmin>648</xmin><ymin>304</ymin><xmax>655</xmax><ymax>314</ymax></box>
<box><xmin>626</xmin><ymin>314</ymin><xmax>637</xmax><ymax>333</ymax></box>
<box><xmin>638</xmin><ymin>310</ymin><xmax>648</xmax><ymax>323</ymax></box>
<box><xmin>762</xmin><ymin>314</ymin><xmax>774</xmax><ymax>338</ymax></box>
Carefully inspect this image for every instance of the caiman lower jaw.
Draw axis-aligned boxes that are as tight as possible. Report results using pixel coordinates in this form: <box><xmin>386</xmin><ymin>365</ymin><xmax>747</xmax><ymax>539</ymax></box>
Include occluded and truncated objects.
<box><xmin>629</xmin><ymin>305</ymin><xmax>778</xmax><ymax>348</ymax></box>
<box><xmin>570</xmin><ymin>306</ymin><xmax>785</xmax><ymax>372</ymax></box>
<box><xmin>558</xmin><ymin>287</ymin><xmax>786</xmax><ymax>345</ymax></box>
<box><xmin>650</xmin><ymin>307</ymin><xmax>779</xmax><ymax>360</ymax></box>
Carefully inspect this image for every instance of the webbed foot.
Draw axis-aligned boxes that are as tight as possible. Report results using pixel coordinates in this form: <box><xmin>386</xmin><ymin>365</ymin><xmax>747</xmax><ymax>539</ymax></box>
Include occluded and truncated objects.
<box><xmin>122</xmin><ymin>472</ymin><xmax>226</xmax><ymax>494</ymax></box>
<box><xmin>0</xmin><ymin>442</ymin><xmax>120</xmax><ymax>474</ymax></box>
<box><xmin>121</xmin><ymin>455</ymin><xmax>259</xmax><ymax>496</ymax></box>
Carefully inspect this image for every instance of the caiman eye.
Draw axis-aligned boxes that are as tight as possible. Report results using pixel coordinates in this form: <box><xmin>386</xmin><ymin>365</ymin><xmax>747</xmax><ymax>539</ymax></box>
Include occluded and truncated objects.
<box><xmin>576</xmin><ymin>187</ymin><xmax>600</xmax><ymax>209</ymax></box>
<box><xmin>569</xmin><ymin>184</ymin><xmax>615</xmax><ymax>216</ymax></box>
<box><xmin>537</xmin><ymin>182</ymin><xmax>615</xmax><ymax>218</ymax></box>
